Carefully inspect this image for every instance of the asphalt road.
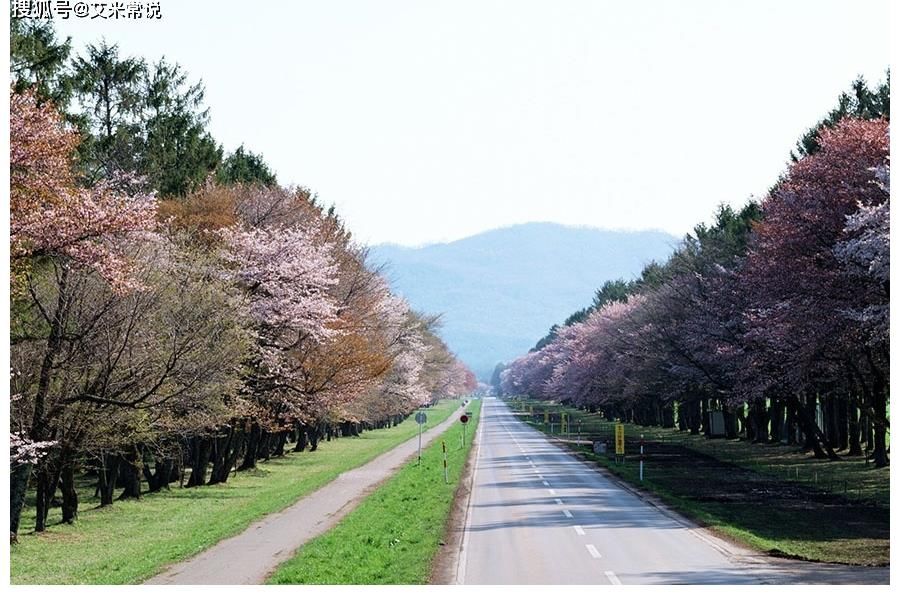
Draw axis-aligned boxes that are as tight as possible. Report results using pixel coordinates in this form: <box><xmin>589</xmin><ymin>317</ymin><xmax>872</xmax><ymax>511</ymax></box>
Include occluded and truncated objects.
<box><xmin>455</xmin><ymin>398</ymin><xmax>888</xmax><ymax>585</ymax></box>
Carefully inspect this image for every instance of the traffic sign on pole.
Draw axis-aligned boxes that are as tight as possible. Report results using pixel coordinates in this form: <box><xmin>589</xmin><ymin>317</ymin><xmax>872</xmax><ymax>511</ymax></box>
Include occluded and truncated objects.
<box><xmin>415</xmin><ymin>412</ymin><xmax>427</xmax><ymax>463</ymax></box>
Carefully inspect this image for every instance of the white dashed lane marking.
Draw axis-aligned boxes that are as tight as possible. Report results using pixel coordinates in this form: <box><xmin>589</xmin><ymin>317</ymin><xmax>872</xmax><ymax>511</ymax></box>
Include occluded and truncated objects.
<box><xmin>605</xmin><ymin>571</ymin><xmax>622</xmax><ymax>585</ymax></box>
<box><xmin>573</xmin><ymin>525</ymin><xmax>585</xmax><ymax>536</ymax></box>
<box><xmin>586</xmin><ymin>545</ymin><xmax>602</xmax><ymax>559</ymax></box>
<box><xmin>562</xmin><ymin>509</ymin><xmax>573</xmax><ymax>518</ymax></box>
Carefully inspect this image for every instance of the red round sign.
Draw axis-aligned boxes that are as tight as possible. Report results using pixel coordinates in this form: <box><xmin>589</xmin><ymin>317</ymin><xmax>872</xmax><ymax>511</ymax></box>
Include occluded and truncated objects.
<box><xmin>460</xmin><ymin>414</ymin><xmax>469</xmax><ymax>424</ymax></box>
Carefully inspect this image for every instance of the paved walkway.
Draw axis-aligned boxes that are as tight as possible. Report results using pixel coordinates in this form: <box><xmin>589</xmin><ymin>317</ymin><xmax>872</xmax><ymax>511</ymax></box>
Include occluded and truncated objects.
<box><xmin>147</xmin><ymin>405</ymin><xmax>468</xmax><ymax>585</ymax></box>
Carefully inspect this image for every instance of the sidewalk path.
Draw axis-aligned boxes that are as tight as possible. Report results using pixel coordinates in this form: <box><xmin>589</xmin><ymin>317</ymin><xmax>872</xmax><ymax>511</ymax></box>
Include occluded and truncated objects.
<box><xmin>147</xmin><ymin>405</ymin><xmax>468</xmax><ymax>585</ymax></box>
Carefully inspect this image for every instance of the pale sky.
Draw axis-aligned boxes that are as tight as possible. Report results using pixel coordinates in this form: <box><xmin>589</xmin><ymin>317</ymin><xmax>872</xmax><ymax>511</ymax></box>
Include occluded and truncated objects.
<box><xmin>51</xmin><ymin>0</ymin><xmax>892</xmax><ymax>246</ymax></box>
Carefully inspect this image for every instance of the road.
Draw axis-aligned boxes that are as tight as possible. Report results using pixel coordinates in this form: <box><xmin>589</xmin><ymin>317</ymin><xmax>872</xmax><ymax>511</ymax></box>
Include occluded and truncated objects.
<box><xmin>455</xmin><ymin>398</ymin><xmax>888</xmax><ymax>585</ymax></box>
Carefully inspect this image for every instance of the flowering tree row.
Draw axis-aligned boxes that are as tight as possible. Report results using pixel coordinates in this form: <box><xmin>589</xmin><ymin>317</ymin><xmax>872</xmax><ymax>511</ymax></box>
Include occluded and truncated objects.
<box><xmin>501</xmin><ymin>117</ymin><xmax>889</xmax><ymax>467</ymax></box>
<box><xmin>9</xmin><ymin>89</ymin><xmax>476</xmax><ymax>540</ymax></box>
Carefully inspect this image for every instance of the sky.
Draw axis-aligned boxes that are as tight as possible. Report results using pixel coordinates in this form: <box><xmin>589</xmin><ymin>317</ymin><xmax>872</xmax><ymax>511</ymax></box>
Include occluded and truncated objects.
<box><xmin>50</xmin><ymin>0</ymin><xmax>892</xmax><ymax>247</ymax></box>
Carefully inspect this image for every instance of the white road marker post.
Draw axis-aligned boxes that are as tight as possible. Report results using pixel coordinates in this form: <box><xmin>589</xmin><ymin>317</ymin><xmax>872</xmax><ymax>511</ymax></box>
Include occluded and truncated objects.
<box><xmin>639</xmin><ymin>434</ymin><xmax>644</xmax><ymax>482</ymax></box>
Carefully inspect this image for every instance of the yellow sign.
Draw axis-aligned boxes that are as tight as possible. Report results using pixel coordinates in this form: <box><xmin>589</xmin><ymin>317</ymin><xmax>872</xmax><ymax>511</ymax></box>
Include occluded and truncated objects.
<box><xmin>615</xmin><ymin>424</ymin><xmax>625</xmax><ymax>455</ymax></box>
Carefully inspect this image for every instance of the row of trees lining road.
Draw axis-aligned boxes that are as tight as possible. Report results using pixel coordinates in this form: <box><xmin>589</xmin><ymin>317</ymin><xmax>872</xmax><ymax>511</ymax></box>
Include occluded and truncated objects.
<box><xmin>9</xmin><ymin>21</ymin><xmax>477</xmax><ymax>541</ymax></box>
<box><xmin>501</xmin><ymin>76</ymin><xmax>889</xmax><ymax>468</ymax></box>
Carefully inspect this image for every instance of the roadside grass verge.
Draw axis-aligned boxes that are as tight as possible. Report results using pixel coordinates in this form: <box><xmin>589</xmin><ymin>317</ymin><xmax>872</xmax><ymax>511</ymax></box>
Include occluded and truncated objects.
<box><xmin>511</xmin><ymin>400</ymin><xmax>889</xmax><ymax>566</ymax></box>
<box><xmin>268</xmin><ymin>400</ymin><xmax>481</xmax><ymax>584</ymax></box>
<box><xmin>10</xmin><ymin>400</ymin><xmax>461</xmax><ymax>585</ymax></box>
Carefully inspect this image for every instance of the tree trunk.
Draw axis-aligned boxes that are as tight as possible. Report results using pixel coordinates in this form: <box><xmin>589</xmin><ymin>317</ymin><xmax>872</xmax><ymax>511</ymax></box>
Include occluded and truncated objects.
<box><xmin>35</xmin><ymin>467</ymin><xmax>52</xmax><ymax>532</ymax></box>
<box><xmin>239</xmin><ymin>423</ymin><xmax>261</xmax><ymax>470</ymax></box>
<box><xmin>208</xmin><ymin>426</ymin><xmax>235</xmax><ymax>485</ymax></box>
<box><xmin>798</xmin><ymin>391</ymin><xmax>839</xmax><ymax>461</ymax></box>
<box><xmin>785</xmin><ymin>395</ymin><xmax>799</xmax><ymax>445</ymax></box>
<box><xmin>768</xmin><ymin>396</ymin><xmax>784</xmax><ymax>443</ymax></box>
<box><xmin>98</xmin><ymin>452</ymin><xmax>121</xmax><ymax>506</ymax></box>
<box><xmin>34</xmin><ymin>457</ymin><xmax>61</xmax><ymax>532</ymax></box>
<box><xmin>837</xmin><ymin>394</ymin><xmax>849</xmax><ymax>451</ymax></box>
<box><xmin>187</xmin><ymin>437</ymin><xmax>212</xmax><ymax>487</ymax></box>
<box><xmin>273</xmin><ymin>431</ymin><xmax>288</xmax><ymax>457</ymax></box>
<box><xmin>872</xmin><ymin>375</ymin><xmax>889</xmax><ymax>468</ymax></box>
<box><xmin>155</xmin><ymin>458</ymin><xmax>174</xmax><ymax>491</ymax></box>
<box><xmin>259</xmin><ymin>431</ymin><xmax>272</xmax><ymax>461</ymax></box>
<box><xmin>308</xmin><ymin>426</ymin><xmax>321</xmax><ymax>452</ymax></box>
<box><xmin>10</xmin><ymin>462</ymin><xmax>32</xmax><ymax>541</ymax></box>
<box><xmin>293</xmin><ymin>425</ymin><xmax>309</xmax><ymax>453</ymax></box>
<box><xmin>824</xmin><ymin>393</ymin><xmax>840</xmax><ymax>450</ymax></box>
<box><xmin>117</xmin><ymin>445</ymin><xmax>143</xmax><ymax>500</ymax></box>
<box><xmin>685</xmin><ymin>397</ymin><xmax>700</xmax><ymax>435</ymax></box>
<box><xmin>662</xmin><ymin>403</ymin><xmax>675</xmax><ymax>429</ymax></box>
<box><xmin>59</xmin><ymin>453</ymin><xmax>78</xmax><ymax>524</ymax></box>
<box><xmin>722</xmin><ymin>407</ymin><xmax>737</xmax><ymax>439</ymax></box>
<box><xmin>751</xmin><ymin>399</ymin><xmax>769</xmax><ymax>444</ymax></box>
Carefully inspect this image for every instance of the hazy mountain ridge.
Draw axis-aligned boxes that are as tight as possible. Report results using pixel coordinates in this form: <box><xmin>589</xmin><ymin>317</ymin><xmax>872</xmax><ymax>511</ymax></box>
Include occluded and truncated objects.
<box><xmin>371</xmin><ymin>223</ymin><xmax>679</xmax><ymax>380</ymax></box>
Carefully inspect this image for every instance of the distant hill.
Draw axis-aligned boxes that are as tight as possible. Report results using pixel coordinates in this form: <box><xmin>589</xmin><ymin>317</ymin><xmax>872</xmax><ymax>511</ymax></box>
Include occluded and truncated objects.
<box><xmin>370</xmin><ymin>223</ymin><xmax>679</xmax><ymax>381</ymax></box>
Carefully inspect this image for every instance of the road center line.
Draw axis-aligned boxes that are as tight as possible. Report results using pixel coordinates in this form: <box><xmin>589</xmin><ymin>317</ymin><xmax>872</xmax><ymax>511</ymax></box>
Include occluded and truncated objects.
<box><xmin>586</xmin><ymin>545</ymin><xmax>602</xmax><ymax>559</ymax></box>
<box><xmin>573</xmin><ymin>525</ymin><xmax>585</xmax><ymax>536</ymax></box>
<box><xmin>605</xmin><ymin>571</ymin><xmax>622</xmax><ymax>585</ymax></box>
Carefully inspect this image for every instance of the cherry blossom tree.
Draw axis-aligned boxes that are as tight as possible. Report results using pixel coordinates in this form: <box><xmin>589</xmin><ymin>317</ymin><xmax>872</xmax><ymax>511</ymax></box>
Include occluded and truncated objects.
<box><xmin>10</xmin><ymin>89</ymin><xmax>157</xmax><ymax>293</ymax></box>
<box><xmin>740</xmin><ymin>119</ymin><xmax>889</xmax><ymax>465</ymax></box>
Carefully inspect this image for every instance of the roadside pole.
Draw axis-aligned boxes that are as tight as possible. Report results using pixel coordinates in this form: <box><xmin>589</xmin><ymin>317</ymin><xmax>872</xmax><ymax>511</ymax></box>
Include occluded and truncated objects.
<box><xmin>442</xmin><ymin>440</ymin><xmax>449</xmax><ymax>484</ymax></box>
<box><xmin>640</xmin><ymin>434</ymin><xmax>644</xmax><ymax>482</ymax></box>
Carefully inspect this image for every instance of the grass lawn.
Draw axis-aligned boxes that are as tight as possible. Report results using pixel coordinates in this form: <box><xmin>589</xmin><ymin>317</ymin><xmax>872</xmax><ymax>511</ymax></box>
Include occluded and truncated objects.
<box><xmin>268</xmin><ymin>399</ymin><xmax>481</xmax><ymax>584</ymax></box>
<box><xmin>511</xmin><ymin>400</ymin><xmax>889</xmax><ymax>566</ymax></box>
<box><xmin>10</xmin><ymin>399</ymin><xmax>461</xmax><ymax>585</ymax></box>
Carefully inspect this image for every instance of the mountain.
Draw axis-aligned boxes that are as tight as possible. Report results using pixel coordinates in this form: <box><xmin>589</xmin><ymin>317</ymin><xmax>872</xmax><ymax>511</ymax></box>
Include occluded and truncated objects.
<box><xmin>370</xmin><ymin>223</ymin><xmax>679</xmax><ymax>381</ymax></box>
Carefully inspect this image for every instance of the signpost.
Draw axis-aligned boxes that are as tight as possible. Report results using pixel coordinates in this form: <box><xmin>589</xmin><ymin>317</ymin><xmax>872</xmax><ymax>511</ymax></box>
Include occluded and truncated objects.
<box><xmin>614</xmin><ymin>423</ymin><xmax>625</xmax><ymax>464</ymax></box>
<box><xmin>442</xmin><ymin>440</ymin><xmax>448</xmax><ymax>483</ymax></box>
<box><xmin>415</xmin><ymin>411</ymin><xmax>427</xmax><ymax>463</ymax></box>
<box><xmin>460</xmin><ymin>413</ymin><xmax>469</xmax><ymax>447</ymax></box>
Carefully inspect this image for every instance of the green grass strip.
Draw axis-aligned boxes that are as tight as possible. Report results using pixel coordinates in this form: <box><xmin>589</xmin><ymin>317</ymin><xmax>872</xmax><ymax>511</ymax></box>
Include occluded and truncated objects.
<box><xmin>268</xmin><ymin>399</ymin><xmax>482</xmax><ymax>584</ymax></box>
<box><xmin>11</xmin><ymin>400</ymin><xmax>461</xmax><ymax>585</ymax></box>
